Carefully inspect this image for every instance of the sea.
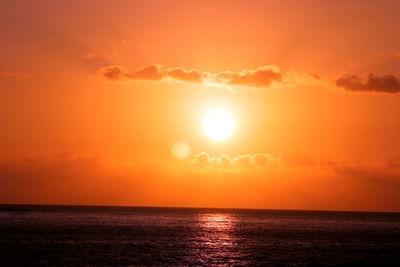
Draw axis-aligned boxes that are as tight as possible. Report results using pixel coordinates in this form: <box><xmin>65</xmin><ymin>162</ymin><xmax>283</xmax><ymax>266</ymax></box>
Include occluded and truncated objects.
<box><xmin>0</xmin><ymin>205</ymin><xmax>399</xmax><ymax>266</ymax></box>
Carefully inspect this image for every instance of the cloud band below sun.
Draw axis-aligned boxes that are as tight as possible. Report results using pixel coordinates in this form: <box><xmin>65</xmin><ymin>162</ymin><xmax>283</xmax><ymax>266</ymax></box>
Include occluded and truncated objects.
<box><xmin>191</xmin><ymin>150</ymin><xmax>315</xmax><ymax>171</ymax></box>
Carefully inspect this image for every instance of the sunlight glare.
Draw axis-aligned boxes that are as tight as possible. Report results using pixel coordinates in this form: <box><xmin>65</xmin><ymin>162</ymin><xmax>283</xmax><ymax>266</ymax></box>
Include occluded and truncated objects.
<box><xmin>202</xmin><ymin>109</ymin><xmax>235</xmax><ymax>142</ymax></box>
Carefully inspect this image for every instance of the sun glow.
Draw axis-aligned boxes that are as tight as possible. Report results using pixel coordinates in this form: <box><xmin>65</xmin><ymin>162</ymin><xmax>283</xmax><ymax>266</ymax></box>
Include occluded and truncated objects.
<box><xmin>202</xmin><ymin>109</ymin><xmax>235</xmax><ymax>141</ymax></box>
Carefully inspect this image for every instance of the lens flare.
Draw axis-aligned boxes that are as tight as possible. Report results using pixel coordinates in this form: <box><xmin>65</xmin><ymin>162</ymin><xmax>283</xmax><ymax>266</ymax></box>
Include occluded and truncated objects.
<box><xmin>171</xmin><ymin>141</ymin><xmax>191</xmax><ymax>160</ymax></box>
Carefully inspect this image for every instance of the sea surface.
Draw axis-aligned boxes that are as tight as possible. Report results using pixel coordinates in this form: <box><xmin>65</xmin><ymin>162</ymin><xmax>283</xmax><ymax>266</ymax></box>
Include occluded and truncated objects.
<box><xmin>0</xmin><ymin>205</ymin><xmax>399</xmax><ymax>266</ymax></box>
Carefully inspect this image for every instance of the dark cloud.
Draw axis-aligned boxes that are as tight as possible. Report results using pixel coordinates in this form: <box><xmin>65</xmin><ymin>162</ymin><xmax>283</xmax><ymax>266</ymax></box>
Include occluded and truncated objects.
<box><xmin>335</xmin><ymin>73</ymin><xmax>400</xmax><ymax>94</ymax></box>
<box><xmin>99</xmin><ymin>65</ymin><xmax>129</xmax><ymax>81</ymax></box>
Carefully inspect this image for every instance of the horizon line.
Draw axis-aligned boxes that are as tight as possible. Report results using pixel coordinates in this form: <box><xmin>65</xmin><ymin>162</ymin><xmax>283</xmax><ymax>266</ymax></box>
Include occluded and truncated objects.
<box><xmin>1</xmin><ymin>202</ymin><xmax>399</xmax><ymax>214</ymax></box>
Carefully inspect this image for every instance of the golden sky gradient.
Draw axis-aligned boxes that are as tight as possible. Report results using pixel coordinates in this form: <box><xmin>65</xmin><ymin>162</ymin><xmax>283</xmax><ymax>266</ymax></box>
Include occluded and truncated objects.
<box><xmin>1</xmin><ymin>0</ymin><xmax>400</xmax><ymax>211</ymax></box>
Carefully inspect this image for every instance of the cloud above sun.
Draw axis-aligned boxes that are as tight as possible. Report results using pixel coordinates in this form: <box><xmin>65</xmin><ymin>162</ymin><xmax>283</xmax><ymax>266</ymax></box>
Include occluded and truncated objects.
<box><xmin>99</xmin><ymin>64</ymin><xmax>400</xmax><ymax>94</ymax></box>
<box><xmin>98</xmin><ymin>64</ymin><xmax>317</xmax><ymax>90</ymax></box>
<box><xmin>336</xmin><ymin>73</ymin><xmax>400</xmax><ymax>94</ymax></box>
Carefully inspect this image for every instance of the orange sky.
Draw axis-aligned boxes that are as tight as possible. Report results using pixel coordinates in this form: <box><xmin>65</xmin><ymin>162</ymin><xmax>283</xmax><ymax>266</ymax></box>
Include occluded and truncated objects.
<box><xmin>1</xmin><ymin>0</ymin><xmax>400</xmax><ymax>212</ymax></box>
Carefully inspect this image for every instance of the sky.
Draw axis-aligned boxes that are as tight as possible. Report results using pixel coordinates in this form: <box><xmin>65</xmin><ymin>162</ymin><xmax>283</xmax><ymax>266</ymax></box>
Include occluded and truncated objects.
<box><xmin>1</xmin><ymin>0</ymin><xmax>400</xmax><ymax>211</ymax></box>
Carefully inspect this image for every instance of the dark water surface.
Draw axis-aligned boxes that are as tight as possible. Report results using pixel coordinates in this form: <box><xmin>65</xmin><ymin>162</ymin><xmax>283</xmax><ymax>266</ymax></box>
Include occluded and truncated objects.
<box><xmin>0</xmin><ymin>205</ymin><xmax>399</xmax><ymax>266</ymax></box>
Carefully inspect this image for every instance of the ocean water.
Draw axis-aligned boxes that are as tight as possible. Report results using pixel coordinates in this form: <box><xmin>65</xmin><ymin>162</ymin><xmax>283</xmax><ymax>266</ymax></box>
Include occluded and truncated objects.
<box><xmin>0</xmin><ymin>205</ymin><xmax>399</xmax><ymax>266</ymax></box>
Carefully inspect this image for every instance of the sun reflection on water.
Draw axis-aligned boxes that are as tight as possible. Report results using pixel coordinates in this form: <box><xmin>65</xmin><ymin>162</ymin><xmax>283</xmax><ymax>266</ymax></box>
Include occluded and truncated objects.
<box><xmin>201</xmin><ymin>214</ymin><xmax>233</xmax><ymax>245</ymax></box>
<box><xmin>193</xmin><ymin>213</ymin><xmax>246</xmax><ymax>264</ymax></box>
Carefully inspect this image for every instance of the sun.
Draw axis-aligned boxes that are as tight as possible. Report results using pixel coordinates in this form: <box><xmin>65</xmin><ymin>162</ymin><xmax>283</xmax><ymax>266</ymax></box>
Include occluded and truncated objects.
<box><xmin>202</xmin><ymin>109</ymin><xmax>235</xmax><ymax>141</ymax></box>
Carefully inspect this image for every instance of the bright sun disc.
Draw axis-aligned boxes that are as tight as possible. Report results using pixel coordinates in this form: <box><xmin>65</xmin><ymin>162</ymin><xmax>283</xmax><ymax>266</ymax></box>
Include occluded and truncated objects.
<box><xmin>203</xmin><ymin>109</ymin><xmax>235</xmax><ymax>141</ymax></box>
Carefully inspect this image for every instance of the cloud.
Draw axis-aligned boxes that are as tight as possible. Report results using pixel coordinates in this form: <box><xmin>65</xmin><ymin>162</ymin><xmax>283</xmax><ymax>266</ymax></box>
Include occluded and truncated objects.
<box><xmin>100</xmin><ymin>64</ymin><xmax>400</xmax><ymax>95</ymax></box>
<box><xmin>192</xmin><ymin>152</ymin><xmax>277</xmax><ymax>169</ymax></box>
<box><xmin>99</xmin><ymin>65</ymin><xmax>129</xmax><ymax>81</ymax></box>
<box><xmin>233</xmin><ymin>154</ymin><xmax>252</xmax><ymax>166</ymax></box>
<box><xmin>99</xmin><ymin>64</ymin><xmax>296</xmax><ymax>90</ymax></box>
<box><xmin>214</xmin><ymin>66</ymin><xmax>283</xmax><ymax>88</ymax></box>
<box><xmin>192</xmin><ymin>151</ymin><xmax>317</xmax><ymax>169</ymax></box>
<box><xmin>166</xmin><ymin>67</ymin><xmax>206</xmax><ymax>83</ymax></box>
<box><xmin>253</xmin><ymin>154</ymin><xmax>270</xmax><ymax>166</ymax></box>
<box><xmin>335</xmin><ymin>73</ymin><xmax>400</xmax><ymax>94</ymax></box>
<box><xmin>194</xmin><ymin>152</ymin><xmax>210</xmax><ymax>164</ymax></box>
<box><xmin>128</xmin><ymin>65</ymin><xmax>165</xmax><ymax>80</ymax></box>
